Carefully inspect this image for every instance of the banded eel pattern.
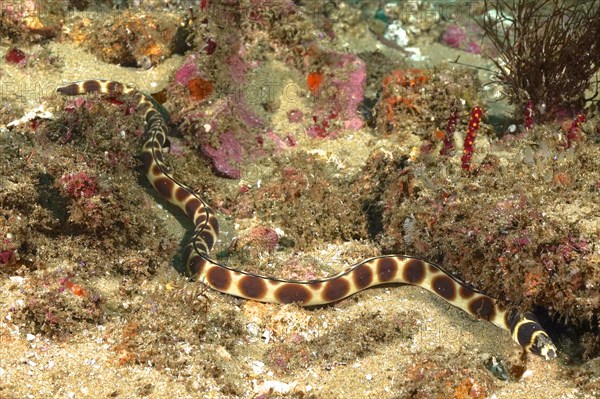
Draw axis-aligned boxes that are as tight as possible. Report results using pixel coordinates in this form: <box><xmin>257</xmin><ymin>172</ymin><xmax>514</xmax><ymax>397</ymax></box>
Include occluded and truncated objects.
<box><xmin>56</xmin><ymin>80</ymin><xmax>557</xmax><ymax>360</ymax></box>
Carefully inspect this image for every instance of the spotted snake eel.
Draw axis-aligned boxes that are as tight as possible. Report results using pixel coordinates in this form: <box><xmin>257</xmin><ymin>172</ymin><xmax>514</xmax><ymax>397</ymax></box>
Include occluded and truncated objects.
<box><xmin>56</xmin><ymin>80</ymin><xmax>557</xmax><ymax>360</ymax></box>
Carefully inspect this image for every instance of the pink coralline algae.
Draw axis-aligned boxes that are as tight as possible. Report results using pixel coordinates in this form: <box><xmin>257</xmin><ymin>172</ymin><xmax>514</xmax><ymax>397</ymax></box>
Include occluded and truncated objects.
<box><xmin>174</xmin><ymin>55</ymin><xmax>262</xmax><ymax>179</ymax></box>
<box><xmin>59</xmin><ymin>171</ymin><xmax>98</xmax><ymax>199</ymax></box>
<box><xmin>0</xmin><ymin>250</ymin><xmax>13</xmax><ymax>265</ymax></box>
<box><xmin>201</xmin><ymin>131</ymin><xmax>244</xmax><ymax>179</ymax></box>
<box><xmin>235</xmin><ymin>98</ymin><xmax>264</xmax><ymax>129</ymax></box>
<box><xmin>1</xmin><ymin>1</ymin><xmax>37</xmax><ymax>18</ymax></box>
<box><xmin>175</xmin><ymin>54</ymin><xmax>200</xmax><ymax>86</ymax></box>
<box><xmin>227</xmin><ymin>51</ymin><xmax>250</xmax><ymax>84</ymax></box>
<box><xmin>442</xmin><ymin>25</ymin><xmax>466</xmax><ymax>48</ymax></box>
<box><xmin>307</xmin><ymin>53</ymin><xmax>366</xmax><ymax>138</ymax></box>
<box><xmin>287</xmin><ymin>109</ymin><xmax>303</xmax><ymax>123</ymax></box>
<box><xmin>265</xmin><ymin>131</ymin><xmax>296</xmax><ymax>151</ymax></box>
<box><xmin>465</xmin><ymin>41</ymin><xmax>481</xmax><ymax>54</ymax></box>
<box><xmin>336</xmin><ymin>54</ymin><xmax>367</xmax><ymax>130</ymax></box>
<box><xmin>202</xmin><ymin>128</ymin><xmax>293</xmax><ymax>179</ymax></box>
<box><xmin>5</xmin><ymin>47</ymin><xmax>26</xmax><ymax>64</ymax></box>
<box><xmin>240</xmin><ymin>226</ymin><xmax>279</xmax><ymax>253</ymax></box>
<box><xmin>442</xmin><ymin>25</ymin><xmax>481</xmax><ymax>54</ymax></box>
<box><xmin>197</xmin><ymin>93</ymin><xmax>279</xmax><ymax>179</ymax></box>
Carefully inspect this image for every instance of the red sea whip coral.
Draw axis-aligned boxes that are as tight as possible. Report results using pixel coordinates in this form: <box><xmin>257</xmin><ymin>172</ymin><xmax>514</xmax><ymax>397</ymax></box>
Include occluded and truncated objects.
<box><xmin>566</xmin><ymin>113</ymin><xmax>586</xmax><ymax>148</ymax></box>
<box><xmin>461</xmin><ymin>106</ymin><xmax>483</xmax><ymax>171</ymax></box>
<box><xmin>440</xmin><ymin>107</ymin><xmax>458</xmax><ymax>156</ymax></box>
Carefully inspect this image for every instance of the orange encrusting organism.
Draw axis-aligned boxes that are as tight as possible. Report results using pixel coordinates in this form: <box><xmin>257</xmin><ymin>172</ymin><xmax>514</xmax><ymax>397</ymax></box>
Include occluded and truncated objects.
<box><xmin>307</xmin><ymin>71</ymin><xmax>324</xmax><ymax>94</ymax></box>
<box><xmin>379</xmin><ymin>69</ymin><xmax>429</xmax><ymax>132</ymax></box>
<box><xmin>65</xmin><ymin>280</ymin><xmax>86</xmax><ymax>297</ymax></box>
<box><xmin>188</xmin><ymin>77</ymin><xmax>213</xmax><ymax>101</ymax></box>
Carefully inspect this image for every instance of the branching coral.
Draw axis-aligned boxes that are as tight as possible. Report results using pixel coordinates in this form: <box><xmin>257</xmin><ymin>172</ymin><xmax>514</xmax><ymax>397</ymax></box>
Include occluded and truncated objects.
<box><xmin>480</xmin><ymin>0</ymin><xmax>600</xmax><ymax>121</ymax></box>
<box><xmin>461</xmin><ymin>106</ymin><xmax>483</xmax><ymax>171</ymax></box>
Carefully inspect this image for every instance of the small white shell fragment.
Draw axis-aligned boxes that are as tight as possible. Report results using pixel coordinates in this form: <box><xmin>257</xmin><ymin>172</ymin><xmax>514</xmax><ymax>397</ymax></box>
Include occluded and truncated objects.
<box><xmin>216</xmin><ymin>345</ymin><xmax>232</xmax><ymax>360</ymax></box>
<box><xmin>274</xmin><ymin>227</ymin><xmax>285</xmax><ymax>237</ymax></box>
<box><xmin>522</xmin><ymin>369</ymin><xmax>534</xmax><ymax>379</ymax></box>
<box><xmin>261</xmin><ymin>329</ymin><xmax>272</xmax><ymax>343</ymax></box>
<box><xmin>246</xmin><ymin>322</ymin><xmax>260</xmax><ymax>337</ymax></box>
<box><xmin>253</xmin><ymin>379</ymin><xmax>298</xmax><ymax>394</ymax></box>
<box><xmin>384</xmin><ymin>21</ymin><xmax>409</xmax><ymax>47</ymax></box>
<box><xmin>405</xmin><ymin>47</ymin><xmax>427</xmax><ymax>62</ymax></box>
<box><xmin>9</xmin><ymin>276</ymin><xmax>25</xmax><ymax>284</ymax></box>
<box><xmin>7</xmin><ymin>105</ymin><xmax>54</xmax><ymax>128</ymax></box>
<box><xmin>249</xmin><ymin>360</ymin><xmax>265</xmax><ymax>375</ymax></box>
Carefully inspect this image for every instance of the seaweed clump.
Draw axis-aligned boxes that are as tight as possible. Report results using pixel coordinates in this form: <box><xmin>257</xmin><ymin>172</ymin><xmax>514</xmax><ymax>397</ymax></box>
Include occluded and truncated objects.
<box><xmin>480</xmin><ymin>0</ymin><xmax>600</xmax><ymax>121</ymax></box>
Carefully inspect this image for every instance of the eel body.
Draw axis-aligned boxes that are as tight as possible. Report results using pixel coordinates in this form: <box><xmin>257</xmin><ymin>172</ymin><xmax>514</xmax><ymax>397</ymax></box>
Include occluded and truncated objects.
<box><xmin>56</xmin><ymin>80</ymin><xmax>557</xmax><ymax>360</ymax></box>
